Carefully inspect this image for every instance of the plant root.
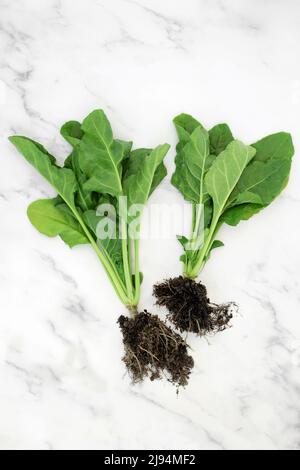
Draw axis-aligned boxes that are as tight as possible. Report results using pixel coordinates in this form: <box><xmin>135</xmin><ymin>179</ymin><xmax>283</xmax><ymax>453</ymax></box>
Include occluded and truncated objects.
<box><xmin>118</xmin><ymin>310</ymin><xmax>194</xmax><ymax>387</ymax></box>
<box><xmin>153</xmin><ymin>276</ymin><xmax>236</xmax><ymax>335</ymax></box>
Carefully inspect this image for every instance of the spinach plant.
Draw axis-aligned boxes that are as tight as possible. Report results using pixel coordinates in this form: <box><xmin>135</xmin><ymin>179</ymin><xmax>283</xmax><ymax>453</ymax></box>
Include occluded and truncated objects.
<box><xmin>172</xmin><ymin>114</ymin><xmax>294</xmax><ymax>278</ymax></box>
<box><xmin>154</xmin><ymin>113</ymin><xmax>294</xmax><ymax>334</ymax></box>
<box><xmin>10</xmin><ymin>110</ymin><xmax>170</xmax><ymax>311</ymax></box>
<box><xmin>9</xmin><ymin>110</ymin><xmax>195</xmax><ymax>386</ymax></box>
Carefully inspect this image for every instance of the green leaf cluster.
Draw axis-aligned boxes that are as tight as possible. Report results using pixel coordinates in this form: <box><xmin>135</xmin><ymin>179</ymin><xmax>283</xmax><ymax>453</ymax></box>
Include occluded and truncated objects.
<box><xmin>172</xmin><ymin>114</ymin><xmax>294</xmax><ymax>278</ymax></box>
<box><xmin>9</xmin><ymin>110</ymin><xmax>170</xmax><ymax>307</ymax></box>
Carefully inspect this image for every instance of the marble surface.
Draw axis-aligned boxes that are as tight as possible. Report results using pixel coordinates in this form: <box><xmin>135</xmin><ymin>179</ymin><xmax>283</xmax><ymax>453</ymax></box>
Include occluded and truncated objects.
<box><xmin>0</xmin><ymin>0</ymin><xmax>300</xmax><ymax>451</ymax></box>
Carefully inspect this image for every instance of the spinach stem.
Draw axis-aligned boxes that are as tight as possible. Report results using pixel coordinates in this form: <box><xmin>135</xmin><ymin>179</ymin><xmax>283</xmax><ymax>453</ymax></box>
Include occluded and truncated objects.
<box><xmin>185</xmin><ymin>203</ymin><xmax>203</xmax><ymax>275</ymax></box>
<box><xmin>187</xmin><ymin>220</ymin><xmax>221</xmax><ymax>279</ymax></box>
<box><xmin>191</xmin><ymin>203</ymin><xmax>197</xmax><ymax>236</ymax></box>
<box><xmin>73</xmin><ymin>207</ymin><xmax>130</xmax><ymax>304</ymax></box>
<box><xmin>132</xmin><ymin>238</ymin><xmax>140</xmax><ymax>306</ymax></box>
<box><xmin>127</xmin><ymin>236</ymin><xmax>132</xmax><ymax>278</ymax></box>
<box><xmin>121</xmin><ymin>216</ymin><xmax>134</xmax><ymax>303</ymax></box>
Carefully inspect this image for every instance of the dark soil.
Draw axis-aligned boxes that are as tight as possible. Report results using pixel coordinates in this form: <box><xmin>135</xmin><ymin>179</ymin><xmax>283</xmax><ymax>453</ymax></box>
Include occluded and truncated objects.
<box><xmin>118</xmin><ymin>310</ymin><xmax>194</xmax><ymax>387</ymax></box>
<box><xmin>153</xmin><ymin>276</ymin><xmax>234</xmax><ymax>335</ymax></box>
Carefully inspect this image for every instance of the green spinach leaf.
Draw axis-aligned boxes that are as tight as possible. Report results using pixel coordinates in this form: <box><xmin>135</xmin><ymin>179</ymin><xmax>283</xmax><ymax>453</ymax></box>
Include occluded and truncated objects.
<box><xmin>27</xmin><ymin>199</ymin><xmax>89</xmax><ymax>248</ymax></box>
<box><xmin>209</xmin><ymin>123</ymin><xmax>233</xmax><ymax>156</ymax></box>
<box><xmin>123</xmin><ymin>144</ymin><xmax>170</xmax><ymax>214</ymax></box>
<box><xmin>205</xmin><ymin>140</ymin><xmax>256</xmax><ymax>225</ymax></box>
<box><xmin>78</xmin><ymin>110</ymin><xmax>125</xmax><ymax>196</ymax></box>
<box><xmin>61</xmin><ymin>121</ymin><xmax>84</xmax><ymax>147</ymax></box>
<box><xmin>172</xmin><ymin>126</ymin><xmax>211</xmax><ymax>203</ymax></box>
<box><xmin>9</xmin><ymin>136</ymin><xmax>77</xmax><ymax>206</ymax></box>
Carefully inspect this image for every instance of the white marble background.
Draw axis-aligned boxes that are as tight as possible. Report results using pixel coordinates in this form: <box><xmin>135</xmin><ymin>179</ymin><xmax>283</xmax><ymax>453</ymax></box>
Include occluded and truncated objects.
<box><xmin>0</xmin><ymin>0</ymin><xmax>300</xmax><ymax>450</ymax></box>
